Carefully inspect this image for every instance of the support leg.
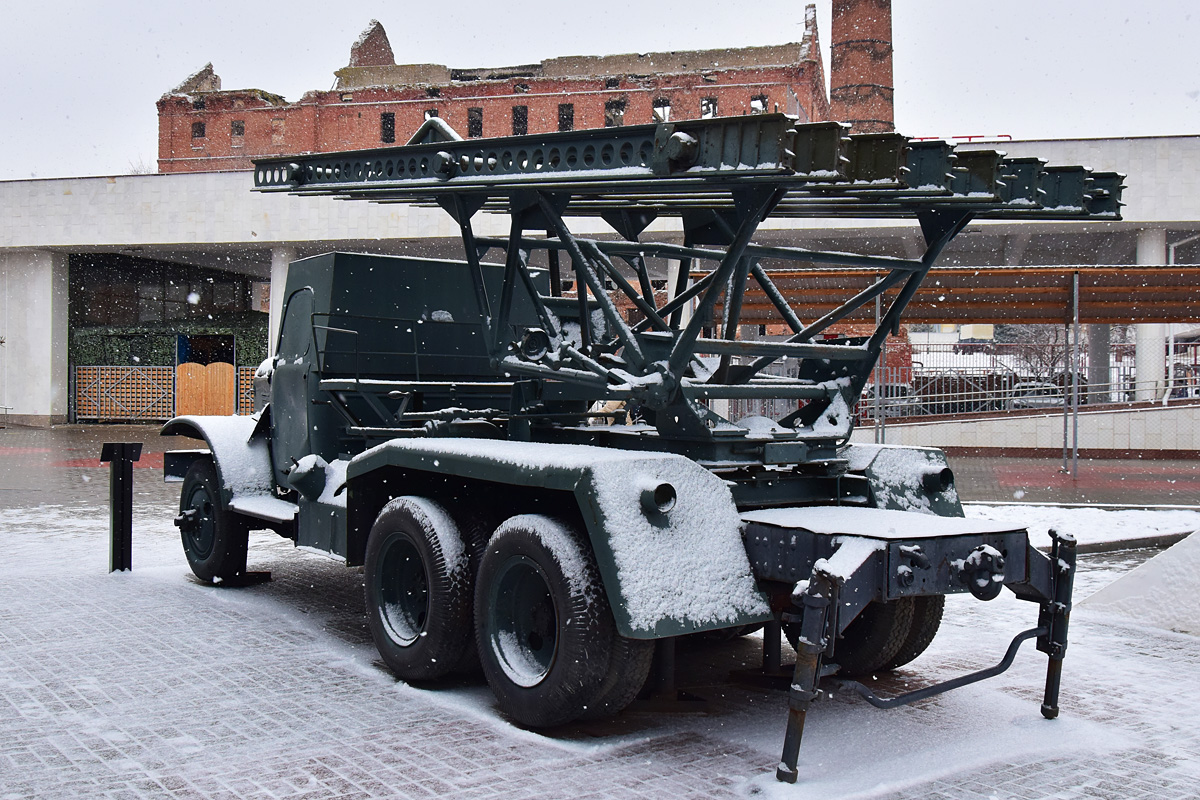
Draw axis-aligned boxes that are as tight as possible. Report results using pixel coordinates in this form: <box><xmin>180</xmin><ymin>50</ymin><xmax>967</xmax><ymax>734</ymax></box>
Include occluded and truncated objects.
<box><xmin>777</xmin><ymin>576</ymin><xmax>833</xmax><ymax>783</ymax></box>
<box><xmin>1039</xmin><ymin>529</ymin><xmax>1077</xmax><ymax>719</ymax></box>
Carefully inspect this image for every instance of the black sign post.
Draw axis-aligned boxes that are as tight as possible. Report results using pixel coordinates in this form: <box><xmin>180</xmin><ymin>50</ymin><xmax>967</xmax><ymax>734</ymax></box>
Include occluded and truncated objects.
<box><xmin>100</xmin><ymin>442</ymin><xmax>142</xmax><ymax>572</ymax></box>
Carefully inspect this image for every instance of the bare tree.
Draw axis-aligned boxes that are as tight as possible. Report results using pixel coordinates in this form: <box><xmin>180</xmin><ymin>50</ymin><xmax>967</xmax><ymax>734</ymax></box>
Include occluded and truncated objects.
<box><xmin>1002</xmin><ymin>324</ymin><xmax>1077</xmax><ymax>380</ymax></box>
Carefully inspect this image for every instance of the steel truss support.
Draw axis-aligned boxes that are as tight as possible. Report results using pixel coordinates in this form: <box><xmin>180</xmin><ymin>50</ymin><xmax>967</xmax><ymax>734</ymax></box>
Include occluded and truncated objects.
<box><xmin>466</xmin><ymin>186</ymin><xmax>980</xmax><ymax>440</ymax></box>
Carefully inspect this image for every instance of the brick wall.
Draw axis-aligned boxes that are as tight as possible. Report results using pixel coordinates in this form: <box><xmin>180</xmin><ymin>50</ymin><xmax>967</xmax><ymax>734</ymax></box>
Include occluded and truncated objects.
<box><xmin>830</xmin><ymin>0</ymin><xmax>895</xmax><ymax>132</ymax></box>
<box><xmin>157</xmin><ymin>10</ymin><xmax>834</xmax><ymax>173</ymax></box>
<box><xmin>159</xmin><ymin>66</ymin><xmax>828</xmax><ymax>173</ymax></box>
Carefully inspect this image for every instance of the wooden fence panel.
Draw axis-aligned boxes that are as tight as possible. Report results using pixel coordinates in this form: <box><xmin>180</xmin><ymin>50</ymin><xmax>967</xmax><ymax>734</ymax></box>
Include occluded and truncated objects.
<box><xmin>237</xmin><ymin>367</ymin><xmax>257</xmax><ymax>415</ymax></box>
<box><xmin>74</xmin><ymin>366</ymin><xmax>175</xmax><ymax>421</ymax></box>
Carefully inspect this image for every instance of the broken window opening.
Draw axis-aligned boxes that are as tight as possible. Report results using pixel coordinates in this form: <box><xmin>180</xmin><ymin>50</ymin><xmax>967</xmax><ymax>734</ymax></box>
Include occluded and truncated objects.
<box><xmin>192</xmin><ymin>98</ymin><xmax>205</xmax><ymax>110</ymax></box>
<box><xmin>230</xmin><ymin>120</ymin><xmax>245</xmax><ymax>137</ymax></box>
<box><xmin>191</xmin><ymin>122</ymin><xmax>206</xmax><ymax>139</ymax></box>
<box><xmin>605</xmin><ymin>77</ymin><xmax>620</xmax><ymax>89</ymax></box>
<box><xmin>700</xmin><ymin>97</ymin><xmax>718</xmax><ymax>119</ymax></box>
<box><xmin>652</xmin><ymin>97</ymin><xmax>672</xmax><ymax>123</ymax></box>
<box><xmin>512</xmin><ymin>105</ymin><xmax>528</xmax><ymax>136</ymax></box>
<box><xmin>380</xmin><ymin>112</ymin><xmax>396</xmax><ymax>143</ymax></box>
<box><xmin>558</xmin><ymin>103</ymin><xmax>574</xmax><ymax>132</ymax></box>
<box><xmin>750</xmin><ymin>95</ymin><xmax>768</xmax><ymax>114</ymax></box>
<box><xmin>604</xmin><ymin>99</ymin><xmax>626</xmax><ymax>128</ymax></box>
<box><xmin>467</xmin><ymin>107</ymin><xmax>483</xmax><ymax>138</ymax></box>
<box><xmin>424</xmin><ymin>109</ymin><xmax>439</xmax><ymax>121</ymax></box>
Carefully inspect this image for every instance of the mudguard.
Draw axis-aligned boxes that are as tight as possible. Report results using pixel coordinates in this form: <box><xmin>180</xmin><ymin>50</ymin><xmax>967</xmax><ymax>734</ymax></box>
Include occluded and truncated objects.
<box><xmin>349</xmin><ymin>438</ymin><xmax>773</xmax><ymax>639</ymax></box>
<box><xmin>843</xmin><ymin>443</ymin><xmax>964</xmax><ymax>517</ymax></box>
<box><xmin>161</xmin><ymin>410</ymin><xmax>296</xmax><ymax>524</ymax></box>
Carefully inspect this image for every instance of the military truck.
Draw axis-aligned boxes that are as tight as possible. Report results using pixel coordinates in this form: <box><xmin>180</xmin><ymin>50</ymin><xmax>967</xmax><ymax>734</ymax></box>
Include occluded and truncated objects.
<box><xmin>163</xmin><ymin>115</ymin><xmax>1118</xmax><ymax>781</ymax></box>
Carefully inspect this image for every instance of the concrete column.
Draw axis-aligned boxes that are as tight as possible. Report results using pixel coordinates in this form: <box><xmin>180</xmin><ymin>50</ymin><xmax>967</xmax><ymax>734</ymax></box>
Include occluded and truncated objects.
<box><xmin>269</xmin><ymin>247</ymin><xmax>298</xmax><ymax>356</ymax></box>
<box><xmin>665</xmin><ymin>258</ymin><xmax>692</xmax><ymax>324</ymax></box>
<box><xmin>0</xmin><ymin>250</ymin><xmax>70</xmax><ymax>426</ymax></box>
<box><xmin>1087</xmin><ymin>324</ymin><xmax>1111</xmax><ymax>402</ymax></box>
<box><xmin>1135</xmin><ymin>229</ymin><xmax>1167</xmax><ymax>400</ymax></box>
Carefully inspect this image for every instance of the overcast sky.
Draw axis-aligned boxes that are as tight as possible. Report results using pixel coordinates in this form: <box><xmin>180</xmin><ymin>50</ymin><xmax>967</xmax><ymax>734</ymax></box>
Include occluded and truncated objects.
<box><xmin>2</xmin><ymin>0</ymin><xmax>1198</xmax><ymax>181</ymax></box>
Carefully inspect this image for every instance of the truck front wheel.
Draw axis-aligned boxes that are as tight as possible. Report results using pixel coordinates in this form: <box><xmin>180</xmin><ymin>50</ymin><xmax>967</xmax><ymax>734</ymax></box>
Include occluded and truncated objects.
<box><xmin>176</xmin><ymin>459</ymin><xmax>248</xmax><ymax>583</ymax></box>
<box><xmin>364</xmin><ymin>497</ymin><xmax>475</xmax><ymax>682</ymax></box>
<box><xmin>475</xmin><ymin>515</ymin><xmax>614</xmax><ymax>727</ymax></box>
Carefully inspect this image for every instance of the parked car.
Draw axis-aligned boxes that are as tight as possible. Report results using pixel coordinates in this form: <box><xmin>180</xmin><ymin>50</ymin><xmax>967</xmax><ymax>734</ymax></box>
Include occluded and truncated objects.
<box><xmin>860</xmin><ymin>383</ymin><xmax>923</xmax><ymax>417</ymax></box>
<box><xmin>1006</xmin><ymin>381</ymin><xmax>1064</xmax><ymax>409</ymax></box>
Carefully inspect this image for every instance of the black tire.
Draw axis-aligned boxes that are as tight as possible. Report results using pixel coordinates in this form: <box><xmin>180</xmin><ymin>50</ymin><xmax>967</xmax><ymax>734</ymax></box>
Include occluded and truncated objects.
<box><xmin>442</xmin><ymin>509</ymin><xmax>491</xmax><ymax>675</ymax></box>
<box><xmin>881</xmin><ymin>595</ymin><xmax>944</xmax><ymax>671</ymax></box>
<box><xmin>475</xmin><ymin>515</ymin><xmax>614</xmax><ymax>728</ymax></box>
<box><xmin>177</xmin><ymin>458</ymin><xmax>248</xmax><ymax>583</ymax></box>
<box><xmin>364</xmin><ymin>497</ymin><xmax>475</xmax><ymax>682</ymax></box>
<box><xmin>580</xmin><ymin>633</ymin><xmax>655</xmax><ymax>720</ymax></box>
<box><xmin>832</xmin><ymin>597</ymin><xmax>915</xmax><ymax>677</ymax></box>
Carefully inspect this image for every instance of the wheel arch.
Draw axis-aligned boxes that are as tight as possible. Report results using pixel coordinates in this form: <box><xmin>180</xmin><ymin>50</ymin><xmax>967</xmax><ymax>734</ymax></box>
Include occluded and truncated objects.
<box><xmin>347</xmin><ymin>438</ymin><xmax>772</xmax><ymax>639</ymax></box>
<box><xmin>161</xmin><ymin>410</ymin><xmax>276</xmax><ymax>507</ymax></box>
<box><xmin>346</xmin><ymin>464</ymin><xmax>578</xmax><ymax>568</ymax></box>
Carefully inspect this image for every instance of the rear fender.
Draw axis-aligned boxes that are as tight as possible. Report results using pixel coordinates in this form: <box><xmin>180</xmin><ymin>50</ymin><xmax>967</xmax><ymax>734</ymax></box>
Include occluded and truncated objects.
<box><xmin>348</xmin><ymin>438</ymin><xmax>772</xmax><ymax>639</ymax></box>
<box><xmin>843</xmin><ymin>443</ymin><xmax>963</xmax><ymax>517</ymax></box>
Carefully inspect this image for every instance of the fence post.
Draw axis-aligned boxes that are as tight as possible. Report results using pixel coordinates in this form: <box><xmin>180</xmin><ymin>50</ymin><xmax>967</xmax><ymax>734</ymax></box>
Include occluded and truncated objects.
<box><xmin>100</xmin><ymin>442</ymin><xmax>142</xmax><ymax>572</ymax></box>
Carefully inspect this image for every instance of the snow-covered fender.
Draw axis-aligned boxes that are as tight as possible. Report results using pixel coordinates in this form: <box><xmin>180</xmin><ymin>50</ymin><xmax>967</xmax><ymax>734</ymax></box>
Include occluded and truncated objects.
<box><xmin>348</xmin><ymin>438</ymin><xmax>772</xmax><ymax>639</ymax></box>
<box><xmin>161</xmin><ymin>411</ymin><xmax>277</xmax><ymax>507</ymax></box>
<box><xmin>842</xmin><ymin>443</ymin><xmax>963</xmax><ymax>517</ymax></box>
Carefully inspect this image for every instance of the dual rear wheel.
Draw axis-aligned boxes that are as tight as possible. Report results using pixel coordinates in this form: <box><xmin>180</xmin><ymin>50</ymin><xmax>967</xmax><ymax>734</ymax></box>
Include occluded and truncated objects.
<box><xmin>363</xmin><ymin>503</ymin><xmax>652</xmax><ymax>726</ymax></box>
<box><xmin>827</xmin><ymin>595</ymin><xmax>945</xmax><ymax>676</ymax></box>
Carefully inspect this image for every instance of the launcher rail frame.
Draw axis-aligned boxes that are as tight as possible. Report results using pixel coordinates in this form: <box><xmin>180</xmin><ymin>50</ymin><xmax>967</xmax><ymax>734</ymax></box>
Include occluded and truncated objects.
<box><xmin>255</xmin><ymin>114</ymin><xmax>1122</xmax><ymax>449</ymax></box>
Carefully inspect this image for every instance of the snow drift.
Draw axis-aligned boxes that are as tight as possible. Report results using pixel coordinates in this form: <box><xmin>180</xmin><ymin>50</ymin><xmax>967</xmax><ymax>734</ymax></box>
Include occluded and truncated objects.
<box><xmin>1079</xmin><ymin>531</ymin><xmax>1200</xmax><ymax>635</ymax></box>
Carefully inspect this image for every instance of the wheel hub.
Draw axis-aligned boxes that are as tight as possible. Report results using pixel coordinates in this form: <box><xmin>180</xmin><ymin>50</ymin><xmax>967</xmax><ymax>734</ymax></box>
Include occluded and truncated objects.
<box><xmin>489</xmin><ymin>555</ymin><xmax>558</xmax><ymax>688</ymax></box>
<box><xmin>377</xmin><ymin>536</ymin><xmax>429</xmax><ymax>646</ymax></box>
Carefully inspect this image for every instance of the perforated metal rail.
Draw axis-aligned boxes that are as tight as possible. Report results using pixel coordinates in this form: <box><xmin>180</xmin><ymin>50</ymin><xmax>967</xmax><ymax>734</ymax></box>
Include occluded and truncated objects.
<box><xmin>254</xmin><ymin>115</ymin><xmax>1123</xmax><ymax>219</ymax></box>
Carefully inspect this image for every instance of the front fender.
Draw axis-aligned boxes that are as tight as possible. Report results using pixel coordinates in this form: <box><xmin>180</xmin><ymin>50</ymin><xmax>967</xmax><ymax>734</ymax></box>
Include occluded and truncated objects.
<box><xmin>161</xmin><ymin>411</ymin><xmax>275</xmax><ymax>505</ymax></box>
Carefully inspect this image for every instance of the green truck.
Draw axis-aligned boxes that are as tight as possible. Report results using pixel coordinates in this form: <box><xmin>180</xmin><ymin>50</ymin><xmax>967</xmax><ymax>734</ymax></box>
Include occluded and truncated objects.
<box><xmin>164</xmin><ymin>115</ymin><xmax>1118</xmax><ymax>781</ymax></box>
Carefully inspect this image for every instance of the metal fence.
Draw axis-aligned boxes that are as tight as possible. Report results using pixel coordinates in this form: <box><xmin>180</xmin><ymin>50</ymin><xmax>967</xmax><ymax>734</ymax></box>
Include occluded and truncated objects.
<box><xmin>859</xmin><ymin>341</ymin><xmax>1200</xmax><ymax>420</ymax></box>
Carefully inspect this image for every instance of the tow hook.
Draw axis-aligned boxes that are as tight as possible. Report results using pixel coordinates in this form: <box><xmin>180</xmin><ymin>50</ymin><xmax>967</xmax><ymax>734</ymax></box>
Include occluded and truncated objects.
<box><xmin>174</xmin><ymin>508</ymin><xmax>199</xmax><ymax>532</ymax></box>
<box><xmin>955</xmin><ymin>545</ymin><xmax>1005</xmax><ymax>601</ymax></box>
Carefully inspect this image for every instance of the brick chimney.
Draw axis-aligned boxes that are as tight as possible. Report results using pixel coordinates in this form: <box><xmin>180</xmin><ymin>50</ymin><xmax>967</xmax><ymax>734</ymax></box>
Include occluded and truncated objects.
<box><xmin>829</xmin><ymin>0</ymin><xmax>894</xmax><ymax>133</ymax></box>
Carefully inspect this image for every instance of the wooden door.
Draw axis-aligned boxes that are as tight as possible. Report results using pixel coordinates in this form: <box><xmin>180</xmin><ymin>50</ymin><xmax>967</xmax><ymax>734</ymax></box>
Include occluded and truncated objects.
<box><xmin>175</xmin><ymin>362</ymin><xmax>236</xmax><ymax>415</ymax></box>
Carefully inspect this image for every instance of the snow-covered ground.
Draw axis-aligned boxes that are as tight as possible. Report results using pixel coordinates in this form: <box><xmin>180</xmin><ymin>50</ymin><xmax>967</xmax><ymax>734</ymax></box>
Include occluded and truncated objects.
<box><xmin>1</xmin><ymin>498</ymin><xmax>1198</xmax><ymax>799</ymax></box>
<box><xmin>964</xmin><ymin>503</ymin><xmax>1200</xmax><ymax>550</ymax></box>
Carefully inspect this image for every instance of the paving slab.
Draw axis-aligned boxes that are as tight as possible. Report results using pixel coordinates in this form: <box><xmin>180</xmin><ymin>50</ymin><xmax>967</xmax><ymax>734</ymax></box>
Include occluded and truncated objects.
<box><xmin>2</xmin><ymin>424</ymin><xmax>1199</xmax><ymax>798</ymax></box>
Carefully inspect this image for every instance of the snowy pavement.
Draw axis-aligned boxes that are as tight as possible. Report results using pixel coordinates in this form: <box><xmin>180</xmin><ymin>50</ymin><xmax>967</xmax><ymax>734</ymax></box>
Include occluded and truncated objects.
<box><xmin>2</xmin><ymin>432</ymin><xmax>1200</xmax><ymax>797</ymax></box>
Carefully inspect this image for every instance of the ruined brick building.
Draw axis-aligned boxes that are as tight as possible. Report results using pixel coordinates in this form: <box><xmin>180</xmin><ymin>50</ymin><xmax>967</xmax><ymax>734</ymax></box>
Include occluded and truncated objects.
<box><xmin>157</xmin><ymin>0</ymin><xmax>894</xmax><ymax>173</ymax></box>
